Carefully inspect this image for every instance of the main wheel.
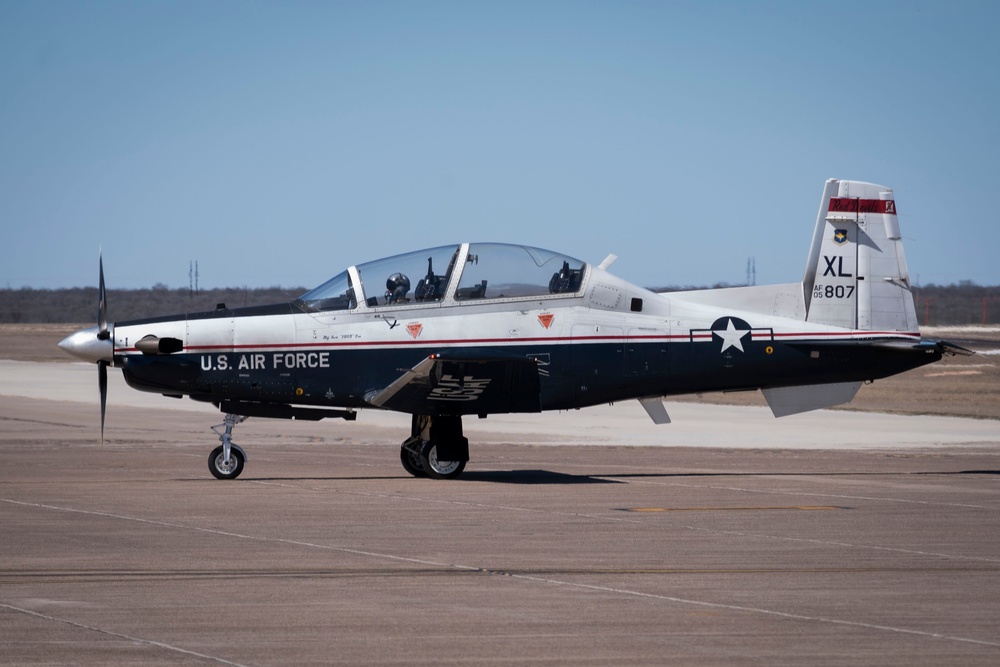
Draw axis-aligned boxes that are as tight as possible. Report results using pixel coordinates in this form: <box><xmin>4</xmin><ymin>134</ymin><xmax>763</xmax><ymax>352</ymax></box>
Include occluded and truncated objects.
<box><xmin>208</xmin><ymin>445</ymin><xmax>245</xmax><ymax>480</ymax></box>
<box><xmin>400</xmin><ymin>445</ymin><xmax>427</xmax><ymax>478</ymax></box>
<box><xmin>419</xmin><ymin>440</ymin><xmax>466</xmax><ymax>480</ymax></box>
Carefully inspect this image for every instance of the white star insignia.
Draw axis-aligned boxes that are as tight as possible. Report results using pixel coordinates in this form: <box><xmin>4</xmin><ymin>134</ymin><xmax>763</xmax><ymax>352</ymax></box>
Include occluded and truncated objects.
<box><xmin>714</xmin><ymin>318</ymin><xmax>750</xmax><ymax>353</ymax></box>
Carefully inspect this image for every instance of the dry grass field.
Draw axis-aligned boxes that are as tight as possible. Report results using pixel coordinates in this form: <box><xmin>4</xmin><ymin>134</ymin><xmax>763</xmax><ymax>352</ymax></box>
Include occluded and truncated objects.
<box><xmin>3</xmin><ymin>322</ymin><xmax>996</xmax><ymax>420</ymax></box>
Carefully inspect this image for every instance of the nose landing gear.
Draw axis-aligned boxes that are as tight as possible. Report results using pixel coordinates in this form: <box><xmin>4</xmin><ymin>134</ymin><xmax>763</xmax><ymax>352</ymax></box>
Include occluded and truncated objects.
<box><xmin>208</xmin><ymin>414</ymin><xmax>249</xmax><ymax>479</ymax></box>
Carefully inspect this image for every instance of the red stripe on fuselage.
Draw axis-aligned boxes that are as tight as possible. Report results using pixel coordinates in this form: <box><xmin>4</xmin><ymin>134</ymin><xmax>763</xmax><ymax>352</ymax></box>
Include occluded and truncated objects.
<box><xmin>115</xmin><ymin>330</ymin><xmax>921</xmax><ymax>354</ymax></box>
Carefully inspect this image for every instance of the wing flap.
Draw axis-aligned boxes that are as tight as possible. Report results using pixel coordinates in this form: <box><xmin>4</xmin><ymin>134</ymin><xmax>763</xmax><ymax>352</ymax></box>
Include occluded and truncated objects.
<box><xmin>367</xmin><ymin>357</ymin><xmax>437</xmax><ymax>409</ymax></box>
<box><xmin>367</xmin><ymin>350</ymin><xmax>542</xmax><ymax>415</ymax></box>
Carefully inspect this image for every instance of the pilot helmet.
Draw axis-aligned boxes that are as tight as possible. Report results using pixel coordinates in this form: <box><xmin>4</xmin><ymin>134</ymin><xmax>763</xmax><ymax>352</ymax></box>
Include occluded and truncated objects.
<box><xmin>386</xmin><ymin>272</ymin><xmax>410</xmax><ymax>293</ymax></box>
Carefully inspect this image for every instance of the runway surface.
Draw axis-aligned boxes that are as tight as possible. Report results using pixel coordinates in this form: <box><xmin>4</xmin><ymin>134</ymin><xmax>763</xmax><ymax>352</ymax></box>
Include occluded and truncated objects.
<box><xmin>2</xmin><ymin>362</ymin><xmax>999</xmax><ymax>665</ymax></box>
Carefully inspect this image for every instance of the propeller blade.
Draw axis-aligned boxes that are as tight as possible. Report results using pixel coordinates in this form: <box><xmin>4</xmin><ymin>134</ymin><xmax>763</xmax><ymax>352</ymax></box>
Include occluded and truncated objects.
<box><xmin>98</xmin><ymin>251</ymin><xmax>109</xmax><ymax>340</ymax></box>
<box><xmin>98</xmin><ymin>359</ymin><xmax>108</xmax><ymax>443</ymax></box>
<box><xmin>98</xmin><ymin>251</ymin><xmax>109</xmax><ymax>442</ymax></box>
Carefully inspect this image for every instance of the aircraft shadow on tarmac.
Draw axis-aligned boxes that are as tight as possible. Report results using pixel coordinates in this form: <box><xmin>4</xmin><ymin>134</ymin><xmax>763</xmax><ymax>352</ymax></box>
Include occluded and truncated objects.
<box><xmin>204</xmin><ymin>469</ymin><xmax>1000</xmax><ymax>486</ymax></box>
<box><xmin>222</xmin><ymin>471</ymin><xmax>624</xmax><ymax>485</ymax></box>
<box><xmin>924</xmin><ymin>470</ymin><xmax>1000</xmax><ymax>476</ymax></box>
<box><xmin>460</xmin><ymin>469</ymin><xmax>1000</xmax><ymax>485</ymax></box>
<box><xmin>449</xmin><ymin>470</ymin><xmax>623</xmax><ymax>484</ymax></box>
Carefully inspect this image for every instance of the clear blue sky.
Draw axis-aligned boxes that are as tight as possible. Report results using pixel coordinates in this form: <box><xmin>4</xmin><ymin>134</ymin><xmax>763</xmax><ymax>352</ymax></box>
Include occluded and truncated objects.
<box><xmin>2</xmin><ymin>0</ymin><xmax>997</xmax><ymax>291</ymax></box>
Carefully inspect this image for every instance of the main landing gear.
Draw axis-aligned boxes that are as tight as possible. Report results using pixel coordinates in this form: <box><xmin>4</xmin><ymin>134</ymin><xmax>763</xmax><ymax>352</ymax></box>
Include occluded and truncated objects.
<box><xmin>399</xmin><ymin>415</ymin><xmax>469</xmax><ymax>480</ymax></box>
<box><xmin>208</xmin><ymin>413</ymin><xmax>249</xmax><ymax>480</ymax></box>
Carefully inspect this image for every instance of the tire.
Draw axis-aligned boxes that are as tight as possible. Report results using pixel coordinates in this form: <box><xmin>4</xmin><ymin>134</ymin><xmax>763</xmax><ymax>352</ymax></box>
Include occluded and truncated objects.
<box><xmin>400</xmin><ymin>445</ymin><xmax>428</xmax><ymax>478</ymax></box>
<box><xmin>419</xmin><ymin>440</ymin><xmax>466</xmax><ymax>480</ymax></box>
<box><xmin>208</xmin><ymin>445</ymin><xmax>245</xmax><ymax>480</ymax></box>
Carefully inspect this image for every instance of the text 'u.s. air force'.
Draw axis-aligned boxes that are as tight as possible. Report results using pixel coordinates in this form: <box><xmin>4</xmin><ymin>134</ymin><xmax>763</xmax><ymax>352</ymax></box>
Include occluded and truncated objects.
<box><xmin>200</xmin><ymin>353</ymin><xmax>330</xmax><ymax>371</ymax></box>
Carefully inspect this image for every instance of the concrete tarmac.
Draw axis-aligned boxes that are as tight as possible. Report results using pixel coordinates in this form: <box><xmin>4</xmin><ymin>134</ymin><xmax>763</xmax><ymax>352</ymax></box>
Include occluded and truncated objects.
<box><xmin>2</xmin><ymin>364</ymin><xmax>1000</xmax><ymax>665</ymax></box>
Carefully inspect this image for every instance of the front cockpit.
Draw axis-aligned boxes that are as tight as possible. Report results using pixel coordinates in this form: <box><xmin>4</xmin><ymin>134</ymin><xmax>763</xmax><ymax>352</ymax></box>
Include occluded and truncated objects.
<box><xmin>295</xmin><ymin>243</ymin><xmax>587</xmax><ymax>313</ymax></box>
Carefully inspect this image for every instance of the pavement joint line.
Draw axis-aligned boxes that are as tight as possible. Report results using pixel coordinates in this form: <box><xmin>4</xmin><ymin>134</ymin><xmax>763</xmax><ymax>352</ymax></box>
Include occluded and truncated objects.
<box><xmin>678</xmin><ymin>524</ymin><xmax>1000</xmax><ymax>564</ymax></box>
<box><xmin>247</xmin><ymin>479</ymin><xmax>646</xmax><ymax>524</ymax></box>
<box><xmin>605</xmin><ymin>476</ymin><xmax>1000</xmax><ymax>511</ymax></box>
<box><xmin>621</xmin><ymin>506</ymin><xmax>845</xmax><ymax>512</ymax></box>
<box><xmin>0</xmin><ymin>602</ymin><xmax>250</xmax><ymax>667</ymax></box>
<box><xmin>3</xmin><ymin>566</ymin><xmax>994</xmax><ymax>580</ymax></box>
<box><xmin>5</xmin><ymin>496</ymin><xmax>1000</xmax><ymax>650</ymax></box>
<box><xmin>0</xmin><ymin>497</ymin><xmax>460</xmax><ymax>570</ymax></box>
<box><xmin>495</xmin><ymin>573</ymin><xmax>1000</xmax><ymax>649</ymax></box>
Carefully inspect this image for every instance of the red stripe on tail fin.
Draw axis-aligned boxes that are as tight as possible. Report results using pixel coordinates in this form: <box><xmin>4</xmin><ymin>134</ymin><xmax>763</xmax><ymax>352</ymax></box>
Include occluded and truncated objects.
<box><xmin>828</xmin><ymin>198</ymin><xmax>896</xmax><ymax>214</ymax></box>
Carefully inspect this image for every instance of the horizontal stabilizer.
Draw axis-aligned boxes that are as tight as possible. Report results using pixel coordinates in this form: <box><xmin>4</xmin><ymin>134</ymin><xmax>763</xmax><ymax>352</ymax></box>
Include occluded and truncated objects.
<box><xmin>638</xmin><ymin>397</ymin><xmax>671</xmax><ymax>424</ymax></box>
<box><xmin>929</xmin><ymin>339</ymin><xmax>975</xmax><ymax>357</ymax></box>
<box><xmin>786</xmin><ymin>338</ymin><xmax>974</xmax><ymax>357</ymax></box>
<box><xmin>762</xmin><ymin>381</ymin><xmax>862</xmax><ymax>418</ymax></box>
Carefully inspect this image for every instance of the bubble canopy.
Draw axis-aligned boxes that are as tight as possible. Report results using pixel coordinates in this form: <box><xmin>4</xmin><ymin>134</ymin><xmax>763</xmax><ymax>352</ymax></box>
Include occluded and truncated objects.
<box><xmin>296</xmin><ymin>243</ymin><xmax>586</xmax><ymax>313</ymax></box>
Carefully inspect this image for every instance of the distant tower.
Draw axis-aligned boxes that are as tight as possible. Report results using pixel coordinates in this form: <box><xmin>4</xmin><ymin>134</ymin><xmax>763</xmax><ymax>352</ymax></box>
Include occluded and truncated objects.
<box><xmin>746</xmin><ymin>257</ymin><xmax>757</xmax><ymax>286</ymax></box>
<box><xmin>189</xmin><ymin>261</ymin><xmax>200</xmax><ymax>297</ymax></box>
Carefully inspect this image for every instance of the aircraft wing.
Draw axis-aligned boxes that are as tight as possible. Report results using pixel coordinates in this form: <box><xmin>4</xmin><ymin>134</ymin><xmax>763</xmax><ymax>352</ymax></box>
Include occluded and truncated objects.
<box><xmin>366</xmin><ymin>349</ymin><xmax>542</xmax><ymax>415</ymax></box>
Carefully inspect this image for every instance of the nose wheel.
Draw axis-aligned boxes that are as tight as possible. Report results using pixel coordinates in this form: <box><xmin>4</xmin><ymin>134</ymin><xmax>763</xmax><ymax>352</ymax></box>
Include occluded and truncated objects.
<box><xmin>209</xmin><ymin>445</ymin><xmax>245</xmax><ymax>479</ymax></box>
<box><xmin>208</xmin><ymin>414</ymin><xmax>248</xmax><ymax>479</ymax></box>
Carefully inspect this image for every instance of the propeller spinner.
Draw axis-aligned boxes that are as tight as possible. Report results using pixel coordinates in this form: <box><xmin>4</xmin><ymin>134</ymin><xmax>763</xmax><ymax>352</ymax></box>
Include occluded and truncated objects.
<box><xmin>58</xmin><ymin>252</ymin><xmax>114</xmax><ymax>441</ymax></box>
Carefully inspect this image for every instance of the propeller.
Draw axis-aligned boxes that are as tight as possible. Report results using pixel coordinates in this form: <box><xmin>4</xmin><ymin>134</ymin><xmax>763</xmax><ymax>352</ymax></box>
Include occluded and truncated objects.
<box><xmin>97</xmin><ymin>252</ymin><xmax>109</xmax><ymax>442</ymax></box>
<box><xmin>57</xmin><ymin>251</ymin><xmax>114</xmax><ymax>443</ymax></box>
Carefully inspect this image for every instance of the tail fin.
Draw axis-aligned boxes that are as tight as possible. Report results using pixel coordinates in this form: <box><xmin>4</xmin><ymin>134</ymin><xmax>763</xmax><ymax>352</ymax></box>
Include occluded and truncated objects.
<box><xmin>803</xmin><ymin>179</ymin><xmax>918</xmax><ymax>331</ymax></box>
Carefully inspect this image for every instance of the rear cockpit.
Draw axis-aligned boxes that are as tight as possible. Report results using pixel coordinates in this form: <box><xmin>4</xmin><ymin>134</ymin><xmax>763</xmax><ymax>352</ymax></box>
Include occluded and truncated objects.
<box><xmin>295</xmin><ymin>243</ymin><xmax>587</xmax><ymax>313</ymax></box>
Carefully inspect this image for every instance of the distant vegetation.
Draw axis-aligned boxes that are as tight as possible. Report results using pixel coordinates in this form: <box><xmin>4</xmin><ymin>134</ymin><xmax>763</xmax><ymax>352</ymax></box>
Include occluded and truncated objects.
<box><xmin>911</xmin><ymin>282</ymin><xmax>1000</xmax><ymax>326</ymax></box>
<box><xmin>0</xmin><ymin>283</ymin><xmax>996</xmax><ymax>325</ymax></box>
<box><xmin>654</xmin><ymin>281</ymin><xmax>1000</xmax><ymax>326</ymax></box>
<box><xmin>0</xmin><ymin>286</ymin><xmax>306</xmax><ymax>323</ymax></box>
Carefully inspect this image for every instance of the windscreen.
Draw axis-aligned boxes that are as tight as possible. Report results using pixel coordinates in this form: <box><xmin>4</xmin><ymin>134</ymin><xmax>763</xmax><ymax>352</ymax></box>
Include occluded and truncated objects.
<box><xmin>296</xmin><ymin>270</ymin><xmax>356</xmax><ymax>312</ymax></box>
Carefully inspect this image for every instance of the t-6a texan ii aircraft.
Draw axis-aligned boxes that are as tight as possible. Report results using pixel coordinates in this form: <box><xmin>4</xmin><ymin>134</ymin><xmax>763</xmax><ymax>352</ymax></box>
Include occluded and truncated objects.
<box><xmin>60</xmin><ymin>179</ymin><xmax>970</xmax><ymax>480</ymax></box>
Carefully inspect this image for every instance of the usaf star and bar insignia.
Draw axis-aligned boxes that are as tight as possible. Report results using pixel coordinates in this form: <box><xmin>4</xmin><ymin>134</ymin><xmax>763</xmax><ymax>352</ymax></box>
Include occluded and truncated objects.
<box><xmin>691</xmin><ymin>316</ymin><xmax>773</xmax><ymax>354</ymax></box>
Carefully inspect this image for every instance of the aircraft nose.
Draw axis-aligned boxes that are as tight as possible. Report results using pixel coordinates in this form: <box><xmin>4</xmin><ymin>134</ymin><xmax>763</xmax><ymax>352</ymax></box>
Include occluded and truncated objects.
<box><xmin>58</xmin><ymin>326</ymin><xmax>113</xmax><ymax>364</ymax></box>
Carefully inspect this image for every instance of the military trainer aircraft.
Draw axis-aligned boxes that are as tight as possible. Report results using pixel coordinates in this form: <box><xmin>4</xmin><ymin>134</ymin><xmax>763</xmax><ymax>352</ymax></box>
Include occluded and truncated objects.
<box><xmin>60</xmin><ymin>178</ymin><xmax>970</xmax><ymax>480</ymax></box>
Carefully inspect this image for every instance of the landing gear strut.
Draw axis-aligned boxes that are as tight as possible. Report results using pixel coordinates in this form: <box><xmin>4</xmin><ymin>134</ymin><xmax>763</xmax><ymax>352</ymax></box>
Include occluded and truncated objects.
<box><xmin>400</xmin><ymin>420</ymin><xmax>427</xmax><ymax>477</ymax></box>
<box><xmin>399</xmin><ymin>415</ymin><xmax>468</xmax><ymax>480</ymax></box>
<box><xmin>208</xmin><ymin>414</ymin><xmax>248</xmax><ymax>480</ymax></box>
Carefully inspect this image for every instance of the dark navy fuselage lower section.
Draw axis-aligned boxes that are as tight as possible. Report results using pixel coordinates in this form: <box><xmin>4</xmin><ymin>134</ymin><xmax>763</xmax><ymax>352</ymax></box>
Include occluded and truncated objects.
<box><xmin>120</xmin><ymin>336</ymin><xmax>943</xmax><ymax>416</ymax></box>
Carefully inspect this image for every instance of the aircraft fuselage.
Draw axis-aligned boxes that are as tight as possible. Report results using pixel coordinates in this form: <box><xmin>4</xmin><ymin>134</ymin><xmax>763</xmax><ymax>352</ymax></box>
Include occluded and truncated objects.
<box><xmin>113</xmin><ymin>282</ymin><xmax>940</xmax><ymax>416</ymax></box>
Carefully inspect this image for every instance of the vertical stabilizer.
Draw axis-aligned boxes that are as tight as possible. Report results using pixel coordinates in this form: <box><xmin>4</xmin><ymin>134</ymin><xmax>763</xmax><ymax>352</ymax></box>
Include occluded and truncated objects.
<box><xmin>804</xmin><ymin>179</ymin><xmax>917</xmax><ymax>332</ymax></box>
